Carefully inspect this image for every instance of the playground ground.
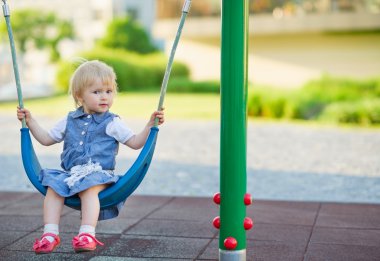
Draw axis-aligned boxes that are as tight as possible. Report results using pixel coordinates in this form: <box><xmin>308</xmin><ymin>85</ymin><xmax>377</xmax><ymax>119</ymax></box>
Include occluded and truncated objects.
<box><xmin>0</xmin><ymin>192</ymin><xmax>380</xmax><ymax>260</ymax></box>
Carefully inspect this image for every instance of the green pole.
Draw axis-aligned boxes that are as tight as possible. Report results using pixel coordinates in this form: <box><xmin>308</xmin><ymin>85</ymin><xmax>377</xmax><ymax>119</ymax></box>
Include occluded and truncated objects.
<box><xmin>219</xmin><ymin>0</ymin><xmax>248</xmax><ymax>260</ymax></box>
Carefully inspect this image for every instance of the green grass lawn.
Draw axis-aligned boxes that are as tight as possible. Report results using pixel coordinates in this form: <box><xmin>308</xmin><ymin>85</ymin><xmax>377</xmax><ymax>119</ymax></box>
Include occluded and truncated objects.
<box><xmin>0</xmin><ymin>93</ymin><xmax>221</xmax><ymax>120</ymax></box>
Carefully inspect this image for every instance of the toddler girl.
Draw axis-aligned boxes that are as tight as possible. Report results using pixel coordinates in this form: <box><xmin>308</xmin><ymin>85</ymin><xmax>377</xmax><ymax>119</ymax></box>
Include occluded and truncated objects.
<box><xmin>17</xmin><ymin>60</ymin><xmax>165</xmax><ymax>254</ymax></box>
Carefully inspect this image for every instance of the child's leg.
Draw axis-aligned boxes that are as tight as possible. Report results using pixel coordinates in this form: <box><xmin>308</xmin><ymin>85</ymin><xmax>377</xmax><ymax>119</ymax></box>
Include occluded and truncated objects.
<box><xmin>43</xmin><ymin>187</ymin><xmax>64</xmax><ymax>241</ymax></box>
<box><xmin>33</xmin><ymin>187</ymin><xmax>64</xmax><ymax>253</ymax></box>
<box><xmin>78</xmin><ymin>184</ymin><xmax>107</xmax><ymax>227</ymax></box>
<box><xmin>44</xmin><ymin>187</ymin><xmax>65</xmax><ymax>225</ymax></box>
<box><xmin>73</xmin><ymin>185</ymin><xmax>107</xmax><ymax>251</ymax></box>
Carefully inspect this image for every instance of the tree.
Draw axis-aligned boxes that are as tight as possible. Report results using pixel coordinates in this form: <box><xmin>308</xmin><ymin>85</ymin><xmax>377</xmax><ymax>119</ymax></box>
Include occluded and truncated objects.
<box><xmin>98</xmin><ymin>16</ymin><xmax>157</xmax><ymax>54</ymax></box>
<box><xmin>0</xmin><ymin>9</ymin><xmax>74</xmax><ymax>61</ymax></box>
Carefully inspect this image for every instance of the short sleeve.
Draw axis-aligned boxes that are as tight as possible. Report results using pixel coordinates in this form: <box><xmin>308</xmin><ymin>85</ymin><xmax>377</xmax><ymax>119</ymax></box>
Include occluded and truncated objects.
<box><xmin>106</xmin><ymin>117</ymin><xmax>135</xmax><ymax>144</ymax></box>
<box><xmin>48</xmin><ymin>116</ymin><xmax>67</xmax><ymax>142</ymax></box>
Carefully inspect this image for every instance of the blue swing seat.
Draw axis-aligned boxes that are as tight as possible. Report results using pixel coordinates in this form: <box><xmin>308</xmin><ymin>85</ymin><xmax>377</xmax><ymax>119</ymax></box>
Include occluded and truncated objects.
<box><xmin>20</xmin><ymin>127</ymin><xmax>159</xmax><ymax>210</ymax></box>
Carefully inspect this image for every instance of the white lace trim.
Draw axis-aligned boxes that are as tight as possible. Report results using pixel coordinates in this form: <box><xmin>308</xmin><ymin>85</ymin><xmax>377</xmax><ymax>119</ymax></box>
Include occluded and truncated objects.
<box><xmin>64</xmin><ymin>159</ymin><xmax>113</xmax><ymax>188</ymax></box>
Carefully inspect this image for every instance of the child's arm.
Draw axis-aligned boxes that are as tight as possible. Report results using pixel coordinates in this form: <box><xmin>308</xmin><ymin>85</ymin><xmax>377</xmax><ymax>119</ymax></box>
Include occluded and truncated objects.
<box><xmin>125</xmin><ymin>110</ymin><xmax>164</xmax><ymax>150</ymax></box>
<box><xmin>17</xmin><ymin>107</ymin><xmax>57</xmax><ymax>146</ymax></box>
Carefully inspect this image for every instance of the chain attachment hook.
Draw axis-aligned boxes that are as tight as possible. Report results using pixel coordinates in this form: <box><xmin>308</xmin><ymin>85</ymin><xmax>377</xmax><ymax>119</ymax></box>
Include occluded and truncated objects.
<box><xmin>2</xmin><ymin>0</ymin><xmax>10</xmax><ymax>17</ymax></box>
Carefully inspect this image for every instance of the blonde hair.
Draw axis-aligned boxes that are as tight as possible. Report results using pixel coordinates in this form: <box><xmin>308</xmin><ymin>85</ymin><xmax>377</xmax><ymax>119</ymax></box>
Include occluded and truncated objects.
<box><xmin>69</xmin><ymin>60</ymin><xmax>118</xmax><ymax>107</ymax></box>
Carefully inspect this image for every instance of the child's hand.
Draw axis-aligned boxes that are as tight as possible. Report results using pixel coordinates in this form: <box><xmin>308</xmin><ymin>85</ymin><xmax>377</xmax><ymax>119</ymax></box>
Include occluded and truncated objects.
<box><xmin>149</xmin><ymin>109</ymin><xmax>165</xmax><ymax>127</ymax></box>
<box><xmin>17</xmin><ymin>107</ymin><xmax>32</xmax><ymax>124</ymax></box>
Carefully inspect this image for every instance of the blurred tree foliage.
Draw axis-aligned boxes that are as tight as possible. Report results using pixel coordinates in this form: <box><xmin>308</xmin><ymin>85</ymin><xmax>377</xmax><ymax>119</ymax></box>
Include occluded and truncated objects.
<box><xmin>0</xmin><ymin>9</ymin><xmax>74</xmax><ymax>61</ymax></box>
<box><xmin>98</xmin><ymin>16</ymin><xmax>157</xmax><ymax>54</ymax></box>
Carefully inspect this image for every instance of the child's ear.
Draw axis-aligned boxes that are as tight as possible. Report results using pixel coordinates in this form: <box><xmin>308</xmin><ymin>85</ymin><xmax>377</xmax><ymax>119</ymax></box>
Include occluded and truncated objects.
<box><xmin>76</xmin><ymin>93</ymin><xmax>83</xmax><ymax>105</ymax></box>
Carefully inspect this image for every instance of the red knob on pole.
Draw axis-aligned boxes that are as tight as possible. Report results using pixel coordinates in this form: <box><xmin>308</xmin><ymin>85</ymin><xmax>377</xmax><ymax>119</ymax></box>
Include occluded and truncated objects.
<box><xmin>244</xmin><ymin>193</ymin><xmax>252</xmax><ymax>205</ymax></box>
<box><xmin>213</xmin><ymin>192</ymin><xmax>221</xmax><ymax>205</ymax></box>
<box><xmin>224</xmin><ymin>237</ymin><xmax>237</xmax><ymax>250</ymax></box>
<box><xmin>243</xmin><ymin>217</ymin><xmax>253</xmax><ymax>230</ymax></box>
<box><xmin>212</xmin><ymin>216</ymin><xmax>220</xmax><ymax>229</ymax></box>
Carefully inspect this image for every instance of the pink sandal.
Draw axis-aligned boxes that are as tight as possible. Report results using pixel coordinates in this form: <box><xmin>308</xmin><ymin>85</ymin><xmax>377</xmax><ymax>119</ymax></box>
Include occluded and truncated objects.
<box><xmin>33</xmin><ymin>233</ymin><xmax>61</xmax><ymax>254</ymax></box>
<box><xmin>72</xmin><ymin>233</ymin><xmax>104</xmax><ymax>252</ymax></box>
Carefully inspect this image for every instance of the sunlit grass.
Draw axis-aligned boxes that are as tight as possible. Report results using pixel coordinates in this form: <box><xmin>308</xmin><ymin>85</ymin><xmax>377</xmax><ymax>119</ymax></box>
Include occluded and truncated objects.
<box><xmin>0</xmin><ymin>93</ymin><xmax>221</xmax><ymax>120</ymax></box>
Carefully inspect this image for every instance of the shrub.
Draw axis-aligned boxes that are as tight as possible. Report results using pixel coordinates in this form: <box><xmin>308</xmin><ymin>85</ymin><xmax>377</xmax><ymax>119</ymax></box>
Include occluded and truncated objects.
<box><xmin>247</xmin><ymin>86</ymin><xmax>295</xmax><ymax>119</ymax></box>
<box><xmin>55</xmin><ymin>48</ymin><xmax>189</xmax><ymax>93</ymax></box>
<box><xmin>167</xmin><ymin>78</ymin><xmax>220</xmax><ymax>93</ymax></box>
<box><xmin>247</xmin><ymin>92</ymin><xmax>262</xmax><ymax>116</ymax></box>
<box><xmin>319</xmin><ymin>99</ymin><xmax>380</xmax><ymax>125</ymax></box>
<box><xmin>246</xmin><ymin>76</ymin><xmax>380</xmax><ymax>125</ymax></box>
<box><xmin>293</xmin><ymin>75</ymin><xmax>380</xmax><ymax>119</ymax></box>
<box><xmin>98</xmin><ymin>16</ymin><xmax>157</xmax><ymax>54</ymax></box>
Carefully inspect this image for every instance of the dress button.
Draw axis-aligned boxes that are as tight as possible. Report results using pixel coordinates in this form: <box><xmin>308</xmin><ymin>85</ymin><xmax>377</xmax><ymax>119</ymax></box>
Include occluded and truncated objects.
<box><xmin>81</xmin><ymin>131</ymin><xmax>85</xmax><ymax>135</ymax></box>
<box><xmin>87</xmin><ymin>115</ymin><xmax>91</xmax><ymax>119</ymax></box>
<box><xmin>79</xmin><ymin>141</ymin><xmax>83</xmax><ymax>145</ymax></box>
<box><xmin>84</xmin><ymin>123</ymin><xmax>88</xmax><ymax>126</ymax></box>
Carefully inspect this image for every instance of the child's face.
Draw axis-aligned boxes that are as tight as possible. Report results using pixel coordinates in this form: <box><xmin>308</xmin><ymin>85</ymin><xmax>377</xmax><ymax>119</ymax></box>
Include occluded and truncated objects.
<box><xmin>77</xmin><ymin>77</ymin><xmax>115</xmax><ymax>114</ymax></box>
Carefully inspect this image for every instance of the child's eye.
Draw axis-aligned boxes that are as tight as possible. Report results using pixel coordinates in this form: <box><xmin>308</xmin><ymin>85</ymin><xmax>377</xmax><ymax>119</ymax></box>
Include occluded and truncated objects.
<box><xmin>106</xmin><ymin>90</ymin><xmax>113</xmax><ymax>94</ymax></box>
<box><xmin>93</xmin><ymin>91</ymin><xmax>100</xmax><ymax>94</ymax></box>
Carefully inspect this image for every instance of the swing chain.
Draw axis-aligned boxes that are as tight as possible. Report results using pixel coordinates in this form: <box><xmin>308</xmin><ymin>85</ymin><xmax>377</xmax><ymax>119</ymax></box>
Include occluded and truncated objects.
<box><xmin>1</xmin><ymin>0</ymin><xmax>10</xmax><ymax>17</ymax></box>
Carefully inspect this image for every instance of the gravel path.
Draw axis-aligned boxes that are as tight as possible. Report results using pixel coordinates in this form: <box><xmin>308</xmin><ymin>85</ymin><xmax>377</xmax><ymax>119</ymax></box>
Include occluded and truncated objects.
<box><xmin>1</xmin><ymin>114</ymin><xmax>379</xmax><ymax>203</ymax></box>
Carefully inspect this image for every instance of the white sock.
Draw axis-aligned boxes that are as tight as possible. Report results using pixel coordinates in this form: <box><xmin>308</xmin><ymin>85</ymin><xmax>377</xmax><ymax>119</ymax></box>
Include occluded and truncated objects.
<box><xmin>79</xmin><ymin>225</ymin><xmax>95</xmax><ymax>242</ymax></box>
<box><xmin>43</xmin><ymin>224</ymin><xmax>59</xmax><ymax>243</ymax></box>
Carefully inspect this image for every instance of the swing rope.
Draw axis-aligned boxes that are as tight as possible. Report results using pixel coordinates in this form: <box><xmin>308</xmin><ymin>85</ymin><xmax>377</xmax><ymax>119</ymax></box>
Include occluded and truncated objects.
<box><xmin>155</xmin><ymin>0</ymin><xmax>191</xmax><ymax>126</ymax></box>
<box><xmin>2</xmin><ymin>0</ymin><xmax>192</xmax><ymax>210</ymax></box>
<box><xmin>2</xmin><ymin>0</ymin><xmax>26</xmax><ymax>128</ymax></box>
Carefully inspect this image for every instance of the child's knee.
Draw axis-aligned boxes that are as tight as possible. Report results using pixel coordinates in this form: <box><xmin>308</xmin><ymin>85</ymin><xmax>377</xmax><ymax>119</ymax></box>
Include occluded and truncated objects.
<box><xmin>78</xmin><ymin>189</ymin><xmax>94</xmax><ymax>199</ymax></box>
<box><xmin>46</xmin><ymin>187</ymin><xmax>63</xmax><ymax>199</ymax></box>
<box><xmin>78</xmin><ymin>185</ymin><xmax>105</xmax><ymax>198</ymax></box>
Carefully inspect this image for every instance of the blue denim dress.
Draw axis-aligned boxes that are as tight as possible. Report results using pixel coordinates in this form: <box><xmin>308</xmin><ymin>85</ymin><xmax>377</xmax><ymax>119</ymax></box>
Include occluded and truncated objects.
<box><xmin>40</xmin><ymin>107</ymin><xmax>123</xmax><ymax>220</ymax></box>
